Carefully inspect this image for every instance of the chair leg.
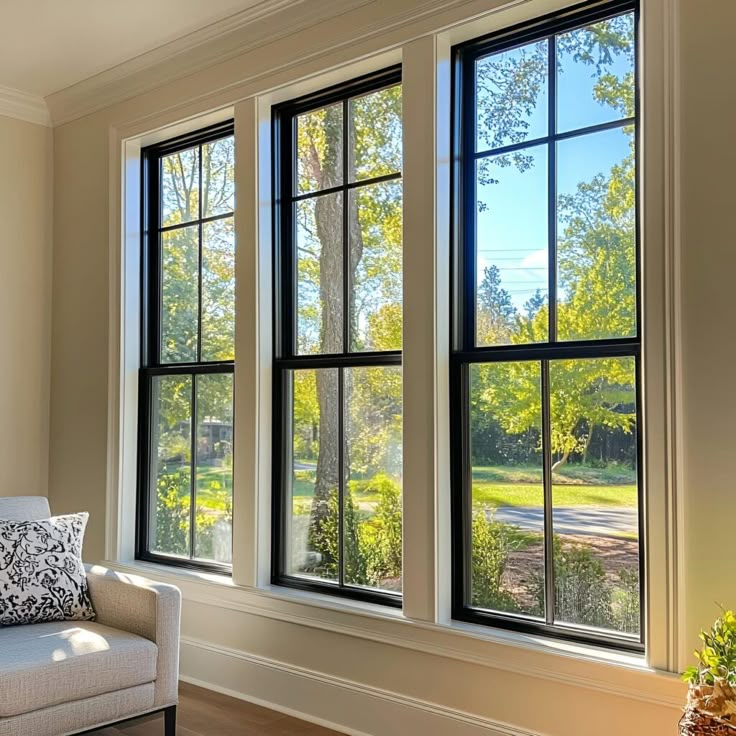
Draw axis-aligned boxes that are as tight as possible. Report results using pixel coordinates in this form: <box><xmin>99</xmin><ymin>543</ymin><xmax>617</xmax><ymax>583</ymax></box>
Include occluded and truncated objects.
<box><xmin>164</xmin><ymin>705</ymin><xmax>177</xmax><ymax>736</ymax></box>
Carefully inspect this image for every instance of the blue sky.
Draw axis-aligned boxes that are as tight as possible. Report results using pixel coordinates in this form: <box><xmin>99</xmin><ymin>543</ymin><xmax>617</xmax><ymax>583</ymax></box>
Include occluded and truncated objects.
<box><xmin>475</xmin><ymin>31</ymin><xmax>633</xmax><ymax>312</ymax></box>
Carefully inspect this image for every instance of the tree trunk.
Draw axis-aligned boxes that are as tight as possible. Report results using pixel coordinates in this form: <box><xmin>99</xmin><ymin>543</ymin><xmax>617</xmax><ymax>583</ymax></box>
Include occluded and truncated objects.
<box><xmin>551</xmin><ymin>448</ymin><xmax>570</xmax><ymax>473</ymax></box>
<box><xmin>582</xmin><ymin>423</ymin><xmax>594</xmax><ymax>465</ymax></box>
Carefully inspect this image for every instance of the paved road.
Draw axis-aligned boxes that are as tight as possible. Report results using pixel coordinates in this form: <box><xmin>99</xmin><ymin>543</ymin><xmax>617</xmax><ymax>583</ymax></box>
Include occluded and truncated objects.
<box><xmin>491</xmin><ymin>506</ymin><xmax>638</xmax><ymax>537</ymax></box>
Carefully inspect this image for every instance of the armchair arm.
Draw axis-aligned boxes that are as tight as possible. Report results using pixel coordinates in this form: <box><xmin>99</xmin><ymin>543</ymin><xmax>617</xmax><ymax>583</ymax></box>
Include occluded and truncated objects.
<box><xmin>84</xmin><ymin>564</ymin><xmax>181</xmax><ymax>707</ymax></box>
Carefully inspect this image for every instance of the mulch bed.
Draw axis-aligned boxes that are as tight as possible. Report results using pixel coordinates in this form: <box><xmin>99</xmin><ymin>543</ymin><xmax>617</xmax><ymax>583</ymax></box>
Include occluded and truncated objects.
<box><xmin>502</xmin><ymin>534</ymin><xmax>639</xmax><ymax>611</ymax></box>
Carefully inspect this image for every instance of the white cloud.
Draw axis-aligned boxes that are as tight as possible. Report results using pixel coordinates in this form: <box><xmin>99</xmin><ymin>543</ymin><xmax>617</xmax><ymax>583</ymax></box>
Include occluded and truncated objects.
<box><xmin>520</xmin><ymin>248</ymin><xmax>547</xmax><ymax>269</ymax></box>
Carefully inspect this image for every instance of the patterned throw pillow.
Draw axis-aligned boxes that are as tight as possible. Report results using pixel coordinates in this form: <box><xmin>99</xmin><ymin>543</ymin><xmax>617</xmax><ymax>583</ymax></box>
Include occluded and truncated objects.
<box><xmin>0</xmin><ymin>513</ymin><xmax>95</xmax><ymax>626</ymax></box>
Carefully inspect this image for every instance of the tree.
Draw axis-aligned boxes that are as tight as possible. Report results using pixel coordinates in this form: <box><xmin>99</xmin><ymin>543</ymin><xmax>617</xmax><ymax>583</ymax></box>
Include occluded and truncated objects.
<box><xmin>476</xmin><ymin>265</ymin><xmax>516</xmax><ymax>344</ymax></box>
<box><xmin>294</xmin><ymin>87</ymin><xmax>403</xmax><ymax>573</ymax></box>
<box><xmin>153</xmin><ymin>138</ymin><xmax>236</xmax><ymax>555</ymax></box>
<box><xmin>160</xmin><ymin>139</ymin><xmax>235</xmax><ymax>366</ymax></box>
<box><xmin>472</xmin><ymin>15</ymin><xmax>637</xmax><ymax>470</ymax></box>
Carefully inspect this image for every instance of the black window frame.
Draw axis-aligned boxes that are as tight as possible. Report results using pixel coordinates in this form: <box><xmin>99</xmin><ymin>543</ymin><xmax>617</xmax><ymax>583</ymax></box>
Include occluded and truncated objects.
<box><xmin>137</xmin><ymin>120</ymin><xmax>235</xmax><ymax>575</ymax></box>
<box><xmin>271</xmin><ymin>66</ymin><xmax>403</xmax><ymax>607</ymax></box>
<box><xmin>450</xmin><ymin>0</ymin><xmax>644</xmax><ymax>651</ymax></box>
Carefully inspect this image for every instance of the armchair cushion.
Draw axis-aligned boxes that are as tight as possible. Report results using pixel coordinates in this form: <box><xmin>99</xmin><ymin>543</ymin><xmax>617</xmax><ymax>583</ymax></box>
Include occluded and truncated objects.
<box><xmin>0</xmin><ymin>621</ymin><xmax>157</xmax><ymax>717</ymax></box>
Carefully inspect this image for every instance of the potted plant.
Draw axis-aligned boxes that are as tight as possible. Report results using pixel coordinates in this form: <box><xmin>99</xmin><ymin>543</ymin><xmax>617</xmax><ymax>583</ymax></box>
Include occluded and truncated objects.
<box><xmin>681</xmin><ymin>609</ymin><xmax>736</xmax><ymax>734</ymax></box>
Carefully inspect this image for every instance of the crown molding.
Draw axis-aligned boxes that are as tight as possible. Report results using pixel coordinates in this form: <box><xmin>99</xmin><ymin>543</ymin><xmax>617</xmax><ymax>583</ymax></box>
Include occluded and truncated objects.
<box><xmin>0</xmin><ymin>85</ymin><xmax>50</xmax><ymax>127</ymax></box>
<box><xmin>46</xmin><ymin>0</ymin><xmax>373</xmax><ymax>126</ymax></box>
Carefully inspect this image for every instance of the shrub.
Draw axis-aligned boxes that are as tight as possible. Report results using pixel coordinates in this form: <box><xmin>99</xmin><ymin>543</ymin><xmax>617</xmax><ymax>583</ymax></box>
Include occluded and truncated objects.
<box><xmin>537</xmin><ymin>537</ymin><xmax>611</xmax><ymax>628</ymax></box>
<box><xmin>154</xmin><ymin>468</ymin><xmax>222</xmax><ymax>558</ymax></box>
<box><xmin>355</xmin><ymin>475</ymin><xmax>402</xmax><ymax>584</ymax></box>
<box><xmin>306</xmin><ymin>475</ymin><xmax>403</xmax><ymax>589</ymax></box>
<box><xmin>470</xmin><ymin>510</ymin><xmax>520</xmax><ymax>612</ymax></box>
<box><xmin>532</xmin><ymin>537</ymin><xmax>640</xmax><ymax>633</ymax></box>
<box><xmin>155</xmin><ymin>472</ymin><xmax>190</xmax><ymax>555</ymax></box>
<box><xmin>307</xmin><ymin>488</ymin><xmax>339</xmax><ymax>578</ymax></box>
<box><xmin>611</xmin><ymin>566</ymin><xmax>640</xmax><ymax>634</ymax></box>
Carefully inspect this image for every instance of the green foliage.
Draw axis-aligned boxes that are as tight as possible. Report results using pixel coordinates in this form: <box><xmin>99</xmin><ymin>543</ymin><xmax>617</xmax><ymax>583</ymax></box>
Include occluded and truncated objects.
<box><xmin>532</xmin><ymin>536</ymin><xmax>640</xmax><ymax>632</ymax></box>
<box><xmin>306</xmin><ymin>476</ymin><xmax>403</xmax><ymax>589</ymax></box>
<box><xmin>155</xmin><ymin>471</ymin><xmax>191</xmax><ymax>556</ymax></box>
<box><xmin>682</xmin><ymin>609</ymin><xmax>736</xmax><ymax>686</ymax></box>
<box><xmin>470</xmin><ymin>510</ymin><xmax>522</xmax><ymax>612</ymax></box>
<box><xmin>154</xmin><ymin>467</ymin><xmax>231</xmax><ymax>560</ymax></box>
<box><xmin>544</xmin><ymin>536</ymin><xmax>611</xmax><ymax>629</ymax></box>
<box><xmin>477</xmin><ymin>265</ymin><xmax>516</xmax><ymax>345</ymax></box>
<box><xmin>611</xmin><ymin>566</ymin><xmax>640</xmax><ymax>635</ymax></box>
<box><xmin>355</xmin><ymin>475</ymin><xmax>402</xmax><ymax>583</ymax></box>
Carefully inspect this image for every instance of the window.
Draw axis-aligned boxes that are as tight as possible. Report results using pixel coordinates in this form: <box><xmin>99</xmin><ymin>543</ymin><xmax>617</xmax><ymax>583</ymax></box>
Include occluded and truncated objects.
<box><xmin>137</xmin><ymin>121</ymin><xmax>235</xmax><ymax>572</ymax></box>
<box><xmin>451</xmin><ymin>1</ymin><xmax>642</xmax><ymax>649</ymax></box>
<box><xmin>272</xmin><ymin>68</ymin><xmax>403</xmax><ymax>605</ymax></box>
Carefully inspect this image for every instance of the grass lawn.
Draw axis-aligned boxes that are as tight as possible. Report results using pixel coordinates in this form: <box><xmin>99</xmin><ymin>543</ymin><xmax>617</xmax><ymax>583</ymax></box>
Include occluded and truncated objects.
<box><xmin>470</xmin><ymin>464</ymin><xmax>637</xmax><ymax>508</ymax></box>
<box><xmin>194</xmin><ymin>466</ymin><xmax>233</xmax><ymax>511</ymax></box>
<box><xmin>293</xmin><ymin>462</ymin><xmax>639</xmax><ymax>510</ymax></box>
<box><xmin>472</xmin><ymin>482</ymin><xmax>637</xmax><ymax>508</ymax></box>
<box><xmin>471</xmin><ymin>464</ymin><xmax>636</xmax><ymax>486</ymax></box>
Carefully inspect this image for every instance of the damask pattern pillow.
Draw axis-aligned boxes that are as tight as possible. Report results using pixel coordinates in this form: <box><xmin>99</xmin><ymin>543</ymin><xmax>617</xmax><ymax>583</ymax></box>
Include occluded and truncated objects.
<box><xmin>0</xmin><ymin>512</ymin><xmax>95</xmax><ymax>626</ymax></box>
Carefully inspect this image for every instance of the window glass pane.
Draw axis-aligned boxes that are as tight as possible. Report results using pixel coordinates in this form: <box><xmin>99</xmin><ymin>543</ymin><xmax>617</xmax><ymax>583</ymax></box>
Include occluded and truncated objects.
<box><xmin>161</xmin><ymin>225</ymin><xmax>199</xmax><ymax>363</ymax></box>
<box><xmin>556</xmin><ymin>14</ymin><xmax>635</xmax><ymax>133</ymax></box>
<box><xmin>149</xmin><ymin>375</ymin><xmax>192</xmax><ymax>558</ymax></box>
<box><xmin>469</xmin><ymin>362</ymin><xmax>545</xmax><ymax>617</ymax></box>
<box><xmin>348</xmin><ymin>84</ymin><xmax>402</xmax><ymax>182</ymax></box>
<box><xmin>202</xmin><ymin>136</ymin><xmax>235</xmax><ymax>218</ymax></box>
<box><xmin>287</xmin><ymin>368</ymin><xmax>339</xmax><ymax>582</ymax></box>
<box><xmin>296</xmin><ymin>103</ymin><xmax>343</xmax><ymax>195</ymax></box>
<box><xmin>161</xmin><ymin>147</ymin><xmax>199</xmax><ymax>227</ymax></box>
<box><xmin>296</xmin><ymin>192</ymin><xmax>343</xmax><ymax>355</ymax></box>
<box><xmin>350</xmin><ymin>180</ymin><xmax>402</xmax><ymax>352</ymax></box>
<box><xmin>201</xmin><ymin>217</ymin><xmax>235</xmax><ymax>361</ymax></box>
<box><xmin>556</xmin><ymin>125</ymin><xmax>635</xmax><ymax>341</ymax></box>
<box><xmin>194</xmin><ymin>374</ymin><xmax>233</xmax><ymax>563</ymax></box>
<box><xmin>344</xmin><ymin>366</ymin><xmax>403</xmax><ymax>592</ymax></box>
<box><xmin>476</xmin><ymin>145</ymin><xmax>548</xmax><ymax>347</ymax></box>
<box><xmin>475</xmin><ymin>40</ymin><xmax>548</xmax><ymax>152</ymax></box>
<box><xmin>550</xmin><ymin>357</ymin><xmax>639</xmax><ymax>636</ymax></box>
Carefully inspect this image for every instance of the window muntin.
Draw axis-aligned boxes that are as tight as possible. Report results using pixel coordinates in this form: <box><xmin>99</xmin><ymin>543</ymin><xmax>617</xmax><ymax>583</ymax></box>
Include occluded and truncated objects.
<box><xmin>452</xmin><ymin>2</ymin><xmax>642</xmax><ymax>649</ymax></box>
<box><xmin>274</xmin><ymin>68</ymin><xmax>404</xmax><ymax>605</ymax></box>
<box><xmin>138</xmin><ymin>122</ymin><xmax>235</xmax><ymax>573</ymax></box>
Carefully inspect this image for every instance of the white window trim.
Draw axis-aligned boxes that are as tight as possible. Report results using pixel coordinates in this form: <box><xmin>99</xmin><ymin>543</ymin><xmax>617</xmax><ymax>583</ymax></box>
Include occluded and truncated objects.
<box><xmin>106</xmin><ymin>0</ymin><xmax>683</xmax><ymax>689</ymax></box>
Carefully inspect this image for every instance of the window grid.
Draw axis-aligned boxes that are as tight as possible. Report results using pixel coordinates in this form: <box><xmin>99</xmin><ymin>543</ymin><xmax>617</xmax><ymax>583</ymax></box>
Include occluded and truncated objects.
<box><xmin>451</xmin><ymin>0</ymin><xmax>644</xmax><ymax>651</ymax></box>
<box><xmin>137</xmin><ymin>120</ymin><xmax>235</xmax><ymax>575</ymax></box>
<box><xmin>272</xmin><ymin>67</ymin><xmax>403</xmax><ymax>607</ymax></box>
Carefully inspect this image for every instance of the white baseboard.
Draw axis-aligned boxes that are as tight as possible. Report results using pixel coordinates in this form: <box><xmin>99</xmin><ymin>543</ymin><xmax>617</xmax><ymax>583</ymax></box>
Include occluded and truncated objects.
<box><xmin>179</xmin><ymin>636</ymin><xmax>542</xmax><ymax>736</ymax></box>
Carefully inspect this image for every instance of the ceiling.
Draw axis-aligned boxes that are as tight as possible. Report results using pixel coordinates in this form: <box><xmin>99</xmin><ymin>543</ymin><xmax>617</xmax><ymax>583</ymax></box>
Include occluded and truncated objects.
<box><xmin>0</xmin><ymin>0</ymin><xmax>273</xmax><ymax>97</ymax></box>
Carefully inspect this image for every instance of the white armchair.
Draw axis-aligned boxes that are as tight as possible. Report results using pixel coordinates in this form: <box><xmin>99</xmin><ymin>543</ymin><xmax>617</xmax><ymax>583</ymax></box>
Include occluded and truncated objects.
<box><xmin>0</xmin><ymin>497</ymin><xmax>181</xmax><ymax>736</ymax></box>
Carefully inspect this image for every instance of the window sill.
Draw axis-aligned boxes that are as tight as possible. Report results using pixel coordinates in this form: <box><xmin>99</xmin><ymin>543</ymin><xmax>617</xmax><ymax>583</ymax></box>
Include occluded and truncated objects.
<box><xmin>104</xmin><ymin>558</ymin><xmax>683</xmax><ymax>709</ymax></box>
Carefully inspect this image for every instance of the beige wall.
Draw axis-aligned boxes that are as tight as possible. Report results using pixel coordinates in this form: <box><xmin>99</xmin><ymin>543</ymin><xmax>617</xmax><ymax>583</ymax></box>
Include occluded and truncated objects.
<box><xmin>0</xmin><ymin>115</ymin><xmax>52</xmax><ymax>498</ymax></box>
<box><xmin>46</xmin><ymin>0</ymin><xmax>736</xmax><ymax>733</ymax></box>
<box><xmin>48</xmin><ymin>119</ymin><xmax>108</xmax><ymax>553</ymax></box>
<box><xmin>679</xmin><ymin>0</ymin><xmax>736</xmax><ymax>652</ymax></box>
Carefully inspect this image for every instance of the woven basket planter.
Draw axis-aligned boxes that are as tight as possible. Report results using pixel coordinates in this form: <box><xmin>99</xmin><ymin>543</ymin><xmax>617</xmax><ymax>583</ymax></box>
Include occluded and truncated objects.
<box><xmin>680</xmin><ymin>684</ymin><xmax>736</xmax><ymax>735</ymax></box>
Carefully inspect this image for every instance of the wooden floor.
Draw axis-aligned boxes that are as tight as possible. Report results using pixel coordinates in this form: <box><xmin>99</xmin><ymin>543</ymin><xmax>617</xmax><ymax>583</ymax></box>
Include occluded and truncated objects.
<box><xmin>92</xmin><ymin>682</ymin><xmax>343</xmax><ymax>736</ymax></box>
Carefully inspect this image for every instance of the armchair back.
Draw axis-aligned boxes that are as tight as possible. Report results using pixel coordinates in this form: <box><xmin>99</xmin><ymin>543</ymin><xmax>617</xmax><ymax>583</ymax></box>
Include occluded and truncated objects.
<box><xmin>0</xmin><ymin>496</ymin><xmax>51</xmax><ymax>521</ymax></box>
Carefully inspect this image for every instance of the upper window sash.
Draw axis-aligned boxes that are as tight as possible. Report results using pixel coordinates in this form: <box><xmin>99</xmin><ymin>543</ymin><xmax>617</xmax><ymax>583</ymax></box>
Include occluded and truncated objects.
<box><xmin>142</xmin><ymin>120</ymin><xmax>236</xmax><ymax>369</ymax></box>
<box><xmin>454</xmin><ymin>0</ymin><xmax>639</xmax><ymax>354</ymax></box>
<box><xmin>274</xmin><ymin>66</ymin><xmax>403</xmax><ymax>362</ymax></box>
